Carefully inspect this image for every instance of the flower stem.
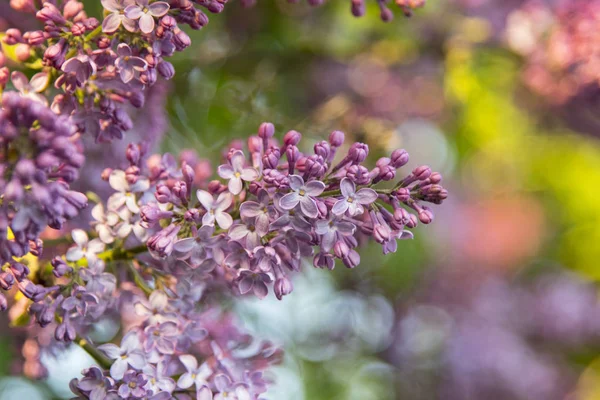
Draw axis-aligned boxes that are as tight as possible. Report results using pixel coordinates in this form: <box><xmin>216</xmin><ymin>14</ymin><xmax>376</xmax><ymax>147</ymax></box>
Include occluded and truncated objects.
<box><xmin>75</xmin><ymin>334</ymin><xmax>113</xmax><ymax>370</ymax></box>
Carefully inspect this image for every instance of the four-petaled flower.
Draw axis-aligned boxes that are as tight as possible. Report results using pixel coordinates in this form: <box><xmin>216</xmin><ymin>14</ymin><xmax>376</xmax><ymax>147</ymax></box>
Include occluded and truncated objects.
<box><xmin>279</xmin><ymin>175</ymin><xmax>325</xmax><ymax>218</ymax></box>
<box><xmin>237</xmin><ymin>270</ymin><xmax>271</xmax><ymax>299</ymax></box>
<box><xmin>125</xmin><ymin>0</ymin><xmax>170</xmax><ymax>34</ymax></box>
<box><xmin>114</xmin><ymin>43</ymin><xmax>148</xmax><ymax>84</ymax></box>
<box><xmin>332</xmin><ymin>178</ymin><xmax>378</xmax><ymax>216</ymax></box>
<box><xmin>98</xmin><ymin>331</ymin><xmax>146</xmax><ymax>380</ymax></box>
<box><xmin>197</xmin><ymin>190</ymin><xmax>233</xmax><ymax>229</ymax></box>
<box><xmin>218</xmin><ymin>150</ymin><xmax>259</xmax><ymax>195</ymax></box>
<box><xmin>314</xmin><ymin>218</ymin><xmax>356</xmax><ymax>252</ymax></box>
<box><xmin>177</xmin><ymin>354</ymin><xmax>212</xmax><ymax>390</ymax></box>
<box><xmin>11</xmin><ymin>71</ymin><xmax>49</xmax><ymax>105</ymax></box>
<box><xmin>228</xmin><ymin>217</ymin><xmax>266</xmax><ymax>250</ymax></box>
<box><xmin>66</xmin><ymin>229</ymin><xmax>106</xmax><ymax>262</ymax></box>
<box><xmin>101</xmin><ymin>0</ymin><xmax>136</xmax><ymax>33</ymax></box>
<box><xmin>108</xmin><ymin>169</ymin><xmax>150</xmax><ymax>214</ymax></box>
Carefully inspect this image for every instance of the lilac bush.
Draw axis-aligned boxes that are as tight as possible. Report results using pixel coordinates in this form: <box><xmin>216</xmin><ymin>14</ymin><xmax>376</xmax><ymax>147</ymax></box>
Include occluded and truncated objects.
<box><xmin>0</xmin><ymin>0</ymin><xmax>446</xmax><ymax>398</ymax></box>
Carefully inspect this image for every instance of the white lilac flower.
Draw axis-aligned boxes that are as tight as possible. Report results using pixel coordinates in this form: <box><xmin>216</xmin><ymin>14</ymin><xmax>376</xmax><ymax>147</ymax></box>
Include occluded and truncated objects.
<box><xmin>107</xmin><ymin>169</ymin><xmax>150</xmax><ymax>214</ymax></box>
<box><xmin>10</xmin><ymin>71</ymin><xmax>49</xmax><ymax>105</ymax></box>
<box><xmin>114</xmin><ymin>43</ymin><xmax>148</xmax><ymax>83</ymax></box>
<box><xmin>177</xmin><ymin>354</ymin><xmax>212</xmax><ymax>390</ymax></box>
<box><xmin>114</xmin><ymin>207</ymin><xmax>149</xmax><ymax>241</ymax></box>
<box><xmin>66</xmin><ymin>229</ymin><xmax>105</xmax><ymax>262</ymax></box>
<box><xmin>314</xmin><ymin>218</ymin><xmax>356</xmax><ymax>252</ymax></box>
<box><xmin>217</xmin><ymin>150</ymin><xmax>259</xmax><ymax>195</ymax></box>
<box><xmin>98</xmin><ymin>331</ymin><xmax>146</xmax><ymax>380</ymax></box>
<box><xmin>125</xmin><ymin>0</ymin><xmax>170</xmax><ymax>34</ymax></box>
<box><xmin>279</xmin><ymin>175</ymin><xmax>325</xmax><ymax>218</ymax></box>
<box><xmin>332</xmin><ymin>177</ymin><xmax>378</xmax><ymax>216</ymax></box>
<box><xmin>197</xmin><ymin>190</ymin><xmax>233</xmax><ymax>229</ymax></box>
<box><xmin>91</xmin><ymin>203</ymin><xmax>119</xmax><ymax>244</ymax></box>
<box><xmin>101</xmin><ymin>0</ymin><xmax>136</xmax><ymax>32</ymax></box>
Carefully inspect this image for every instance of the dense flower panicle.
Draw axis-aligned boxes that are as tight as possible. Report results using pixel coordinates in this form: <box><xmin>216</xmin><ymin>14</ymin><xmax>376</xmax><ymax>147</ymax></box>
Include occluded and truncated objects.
<box><xmin>0</xmin><ymin>91</ymin><xmax>86</xmax><ymax>302</ymax></box>
<box><xmin>128</xmin><ymin>124</ymin><xmax>448</xmax><ymax>300</ymax></box>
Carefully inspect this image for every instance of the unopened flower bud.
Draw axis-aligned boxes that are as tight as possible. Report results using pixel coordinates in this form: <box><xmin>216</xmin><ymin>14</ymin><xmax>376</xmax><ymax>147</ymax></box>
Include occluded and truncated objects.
<box><xmin>348</xmin><ymin>143</ymin><xmax>369</xmax><ymax>164</ymax></box>
<box><xmin>284</xmin><ymin>130</ymin><xmax>302</xmax><ymax>147</ymax></box>
<box><xmin>157</xmin><ymin>61</ymin><xmax>175</xmax><ymax>79</ymax></box>
<box><xmin>390</xmin><ymin>149</ymin><xmax>409</xmax><ymax>168</ymax></box>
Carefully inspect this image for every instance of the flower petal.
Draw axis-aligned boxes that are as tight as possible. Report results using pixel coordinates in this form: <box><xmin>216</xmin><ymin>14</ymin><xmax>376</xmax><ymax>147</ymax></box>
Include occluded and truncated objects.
<box><xmin>299</xmin><ymin>197</ymin><xmax>318</xmax><ymax>218</ymax></box>
<box><xmin>124</xmin><ymin>5</ymin><xmax>143</xmax><ymax>19</ymax></box>
<box><xmin>217</xmin><ymin>164</ymin><xmax>234</xmax><ymax>179</ymax></box>
<box><xmin>149</xmin><ymin>1</ymin><xmax>170</xmax><ymax>16</ymax></box>
<box><xmin>279</xmin><ymin>192</ymin><xmax>299</xmax><ymax>210</ymax></box>
<box><xmin>331</xmin><ymin>199</ymin><xmax>349</xmax><ymax>216</ymax></box>
<box><xmin>10</xmin><ymin>71</ymin><xmax>28</xmax><ymax>92</ymax></box>
<box><xmin>288</xmin><ymin>175</ymin><xmax>304</xmax><ymax>190</ymax></box>
<box><xmin>29</xmin><ymin>72</ymin><xmax>49</xmax><ymax>93</ymax></box>
<box><xmin>238</xmin><ymin>275</ymin><xmax>254</xmax><ymax>294</ymax></box>
<box><xmin>102</xmin><ymin>12</ymin><xmax>122</xmax><ymax>32</ymax></box>
<box><xmin>138</xmin><ymin>13</ymin><xmax>155</xmax><ymax>34</ymax></box>
<box><xmin>305</xmin><ymin>180</ymin><xmax>326</xmax><ymax>196</ymax></box>
<box><xmin>196</xmin><ymin>190</ymin><xmax>214</xmax><ymax>210</ymax></box>
<box><xmin>215</xmin><ymin>211</ymin><xmax>233</xmax><ymax>230</ymax></box>
<box><xmin>355</xmin><ymin>188</ymin><xmax>378</xmax><ymax>204</ymax></box>
<box><xmin>97</xmin><ymin>343</ymin><xmax>121</xmax><ymax>359</ymax></box>
<box><xmin>240</xmin><ymin>167</ymin><xmax>259</xmax><ymax>182</ymax></box>
<box><xmin>177</xmin><ymin>373</ymin><xmax>194</xmax><ymax>389</ymax></box>
<box><xmin>72</xmin><ymin>229</ymin><xmax>88</xmax><ymax>247</ymax></box>
<box><xmin>109</xmin><ymin>170</ymin><xmax>128</xmax><ymax>192</ymax></box>
<box><xmin>340</xmin><ymin>178</ymin><xmax>355</xmax><ymax>198</ymax></box>
<box><xmin>109</xmin><ymin>359</ymin><xmax>127</xmax><ymax>380</ymax></box>
<box><xmin>179</xmin><ymin>354</ymin><xmax>198</xmax><ymax>373</ymax></box>
<box><xmin>253</xmin><ymin>280</ymin><xmax>269</xmax><ymax>299</ymax></box>
<box><xmin>228</xmin><ymin>176</ymin><xmax>243</xmax><ymax>195</ymax></box>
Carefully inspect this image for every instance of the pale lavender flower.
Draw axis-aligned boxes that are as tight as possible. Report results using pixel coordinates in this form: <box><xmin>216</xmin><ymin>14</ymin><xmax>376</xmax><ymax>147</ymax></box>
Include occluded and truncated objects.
<box><xmin>143</xmin><ymin>364</ymin><xmax>176</xmax><ymax>395</ymax></box>
<box><xmin>237</xmin><ymin>270</ymin><xmax>271</xmax><ymax>299</ymax></box>
<box><xmin>98</xmin><ymin>331</ymin><xmax>146</xmax><ymax>379</ymax></box>
<box><xmin>108</xmin><ymin>169</ymin><xmax>150</xmax><ymax>213</ymax></box>
<box><xmin>91</xmin><ymin>203</ymin><xmax>119</xmax><ymax>244</ymax></box>
<box><xmin>332</xmin><ymin>177</ymin><xmax>378</xmax><ymax>216</ymax></box>
<box><xmin>218</xmin><ymin>150</ymin><xmax>259</xmax><ymax>195</ymax></box>
<box><xmin>197</xmin><ymin>190</ymin><xmax>233</xmax><ymax>229</ymax></box>
<box><xmin>228</xmin><ymin>218</ymin><xmax>265</xmax><ymax>250</ymax></box>
<box><xmin>279</xmin><ymin>175</ymin><xmax>325</xmax><ymax>218</ymax></box>
<box><xmin>61</xmin><ymin>286</ymin><xmax>99</xmax><ymax>316</ymax></box>
<box><xmin>315</xmin><ymin>218</ymin><xmax>356</xmax><ymax>252</ymax></box>
<box><xmin>125</xmin><ymin>0</ymin><xmax>170</xmax><ymax>34</ymax></box>
<box><xmin>224</xmin><ymin>241</ymin><xmax>252</xmax><ymax>270</ymax></box>
<box><xmin>101</xmin><ymin>0</ymin><xmax>136</xmax><ymax>33</ymax></box>
<box><xmin>61</xmin><ymin>54</ymin><xmax>97</xmax><ymax>86</ymax></box>
<box><xmin>75</xmin><ymin>366</ymin><xmax>114</xmax><ymax>400</ymax></box>
<box><xmin>80</xmin><ymin>260</ymin><xmax>117</xmax><ymax>294</ymax></box>
<box><xmin>114</xmin><ymin>43</ymin><xmax>148</xmax><ymax>83</ymax></box>
<box><xmin>239</xmin><ymin>189</ymin><xmax>273</xmax><ymax>234</ymax></box>
<box><xmin>173</xmin><ymin>225</ymin><xmax>215</xmax><ymax>266</ymax></box>
<box><xmin>114</xmin><ymin>207</ymin><xmax>148</xmax><ymax>241</ymax></box>
<box><xmin>134</xmin><ymin>290</ymin><xmax>172</xmax><ymax>324</ymax></box>
<box><xmin>66</xmin><ymin>229</ymin><xmax>105</xmax><ymax>262</ymax></box>
<box><xmin>143</xmin><ymin>321</ymin><xmax>178</xmax><ymax>354</ymax></box>
<box><xmin>214</xmin><ymin>374</ymin><xmax>251</xmax><ymax>400</ymax></box>
<box><xmin>177</xmin><ymin>354</ymin><xmax>212</xmax><ymax>390</ymax></box>
<box><xmin>118</xmin><ymin>371</ymin><xmax>148</xmax><ymax>398</ymax></box>
<box><xmin>10</xmin><ymin>71</ymin><xmax>48</xmax><ymax>104</ymax></box>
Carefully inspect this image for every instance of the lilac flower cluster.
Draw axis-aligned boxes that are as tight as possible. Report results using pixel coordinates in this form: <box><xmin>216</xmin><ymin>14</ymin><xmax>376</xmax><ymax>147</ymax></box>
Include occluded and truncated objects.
<box><xmin>0</xmin><ymin>0</ymin><xmax>225</xmax><ymax>143</ymax></box>
<box><xmin>139</xmin><ymin>123</ymin><xmax>447</xmax><ymax>300</ymax></box>
<box><xmin>0</xmin><ymin>91</ymin><xmax>86</xmax><ymax>310</ymax></box>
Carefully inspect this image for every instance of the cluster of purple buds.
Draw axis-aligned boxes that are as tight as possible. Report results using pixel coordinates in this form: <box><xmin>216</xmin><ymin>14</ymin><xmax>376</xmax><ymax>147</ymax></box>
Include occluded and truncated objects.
<box><xmin>0</xmin><ymin>91</ymin><xmax>87</xmax><ymax>309</ymax></box>
<box><xmin>141</xmin><ymin>123</ymin><xmax>447</xmax><ymax>300</ymax></box>
<box><xmin>0</xmin><ymin>0</ymin><xmax>228</xmax><ymax>143</ymax></box>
